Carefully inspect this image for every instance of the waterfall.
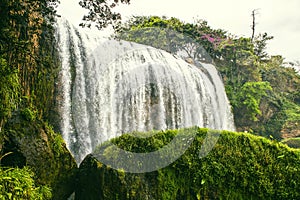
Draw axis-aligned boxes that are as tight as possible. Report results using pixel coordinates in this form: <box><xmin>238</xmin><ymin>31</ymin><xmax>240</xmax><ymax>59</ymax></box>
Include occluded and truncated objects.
<box><xmin>55</xmin><ymin>18</ymin><xmax>235</xmax><ymax>163</ymax></box>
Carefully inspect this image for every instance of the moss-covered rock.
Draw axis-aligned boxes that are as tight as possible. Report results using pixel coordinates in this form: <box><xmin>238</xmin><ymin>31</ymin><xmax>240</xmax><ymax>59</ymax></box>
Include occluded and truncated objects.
<box><xmin>76</xmin><ymin>127</ymin><xmax>300</xmax><ymax>200</ymax></box>
<box><xmin>282</xmin><ymin>137</ymin><xmax>300</xmax><ymax>149</ymax></box>
<box><xmin>76</xmin><ymin>154</ymin><xmax>157</xmax><ymax>200</ymax></box>
<box><xmin>0</xmin><ymin>112</ymin><xmax>77</xmax><ymax>200</ymax></box>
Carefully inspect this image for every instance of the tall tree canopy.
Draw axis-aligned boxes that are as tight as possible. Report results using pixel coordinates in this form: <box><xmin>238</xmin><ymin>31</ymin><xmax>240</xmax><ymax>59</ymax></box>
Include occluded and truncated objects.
<box><xmin>79</xmin><ymin>0</ymin><xmax>130</xmax><ymax>29</ymax></box>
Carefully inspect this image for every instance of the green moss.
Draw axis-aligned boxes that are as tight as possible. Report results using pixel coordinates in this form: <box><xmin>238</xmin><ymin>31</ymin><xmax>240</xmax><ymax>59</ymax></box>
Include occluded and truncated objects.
<box><xmin>0</xmin><ymin>56</ymin><xmax>20</xmax><ymax>126</ymax></box>
<box><xmin>77</xmin><ymin>127</ymin><xmax>300</xmax><ymax>199</ymax></box>
<box><xmin>20</xmin><ymin>107</ymin><xmax>36</xmax><ymax>122</ymax></box>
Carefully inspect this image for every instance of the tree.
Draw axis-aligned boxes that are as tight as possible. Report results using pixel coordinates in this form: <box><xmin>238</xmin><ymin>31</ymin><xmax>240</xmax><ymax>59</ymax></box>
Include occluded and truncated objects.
<box><xmin>235</xmin><ymin>81</ymin><xmax>272</xmax><ymax>122</ymax></box>
<box><xmin>251</xmin><ymin>9</ymin><xmax>259</xmax><ymax>42</ymax></box>
<box><xmin>253</xmin><ymin>33</ymin><xmax>273</xmax><ymax>60</ymax></box>
<box><xmin>116</xmin><ymin>16</ymin><xmax>229</xmax><ymax>63</ymax></box>
<box><xmin>79</xmin><ymin>0</ymin><xmax>130</xmax><ymax>29</ymax></box>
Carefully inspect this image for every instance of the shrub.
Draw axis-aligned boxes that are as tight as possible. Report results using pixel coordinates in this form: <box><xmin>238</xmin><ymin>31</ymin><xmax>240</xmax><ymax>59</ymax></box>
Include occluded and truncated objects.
<box><xmin>0</xmin><ymin>167</ymin><xmax>52</xmax><ymax>200</ymax></box>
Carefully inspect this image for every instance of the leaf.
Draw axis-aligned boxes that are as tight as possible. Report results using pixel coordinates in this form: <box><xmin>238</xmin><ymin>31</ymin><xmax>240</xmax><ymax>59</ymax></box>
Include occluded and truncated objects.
<box><xmin>7</xmin><ymin>193</ymin><xmax>12</xmax><ymax>199</ymax></box>
<box><xmin>14</xmin><ymin>187</ymin><xmax>23</xmax><ymax>191</ymax></box>
<box><xmin>201</xmin><ymin>179</ymin><xmax>205</xmax><ymax>185</ymax></box>
<box><xmin>1</xmin><ymin>177</ymin><xmax>12</xmax><ymax>180</ymax></box>
<box><xmin>277</xmin><ymin>155</ymin><xmax>285</xmax><ymax>159</ymax></box>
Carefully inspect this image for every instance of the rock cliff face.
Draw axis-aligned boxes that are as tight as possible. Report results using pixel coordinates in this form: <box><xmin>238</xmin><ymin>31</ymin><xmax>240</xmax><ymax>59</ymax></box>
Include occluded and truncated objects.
<box><xmin>0</xmin><ymin>112</ymin><xmax>77</xmax><ymax>200</ymax></box>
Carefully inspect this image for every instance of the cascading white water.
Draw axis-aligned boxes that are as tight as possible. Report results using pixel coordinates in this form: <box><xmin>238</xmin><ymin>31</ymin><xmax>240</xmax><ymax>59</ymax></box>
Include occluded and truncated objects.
<box><xmin>55</xmin><ymin>18</ymin><xmax>235</xmax><ymax>163</ymax></box>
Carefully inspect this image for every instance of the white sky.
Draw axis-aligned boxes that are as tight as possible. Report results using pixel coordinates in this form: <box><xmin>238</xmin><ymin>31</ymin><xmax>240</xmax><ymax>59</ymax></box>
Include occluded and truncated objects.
<box><xmin>58</xmin><ymin>0</ymin><xmax>300</xmax><ymax>62</ymax></box>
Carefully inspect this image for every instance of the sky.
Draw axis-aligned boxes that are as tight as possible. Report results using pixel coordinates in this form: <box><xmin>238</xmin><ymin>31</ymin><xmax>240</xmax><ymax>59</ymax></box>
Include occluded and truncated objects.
<box><xmin>57</xmin><ymin>0</ymin><xmax>300</xmax><ymax>62</ymax></box>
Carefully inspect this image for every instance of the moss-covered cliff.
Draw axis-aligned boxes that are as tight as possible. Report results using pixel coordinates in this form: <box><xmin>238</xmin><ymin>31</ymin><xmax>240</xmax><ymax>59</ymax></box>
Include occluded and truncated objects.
<box><xmin>1</xmin><ymin>112</ymin><xmax>77</xmax><ymax>199</ymax></box>
<box><xmin>76</xmin><ymin>128</ymin><xmax>300</xmax><ymax>199</ymax></box>
<box><xmin>0</xmin><ymin>0</ymin><xmax>77</xmax><ymax>199</ymax></box>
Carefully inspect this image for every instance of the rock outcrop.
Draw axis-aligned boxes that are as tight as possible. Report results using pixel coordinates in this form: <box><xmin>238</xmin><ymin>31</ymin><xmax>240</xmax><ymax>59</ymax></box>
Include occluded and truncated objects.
<box><xmin>0</xmin><ymin>112</ymin><xmax>77</xmax><ymax>200</ymax></box>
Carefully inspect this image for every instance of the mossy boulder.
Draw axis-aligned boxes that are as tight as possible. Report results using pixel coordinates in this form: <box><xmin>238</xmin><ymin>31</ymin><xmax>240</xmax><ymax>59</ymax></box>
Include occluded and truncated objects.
<box><xmin>0</xmin><ymin>112</ymin><xmax>77</xmax><ymax>199</ymax></box>
<box><xmin>76</xmin><ymin>128</ymin><xmax>300</xmax><ymax>200</ymax></box>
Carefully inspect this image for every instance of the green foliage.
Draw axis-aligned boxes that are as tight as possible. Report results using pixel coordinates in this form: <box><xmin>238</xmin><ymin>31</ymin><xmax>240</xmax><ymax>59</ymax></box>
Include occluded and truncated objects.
<box><xmin>46</xmin><ymin>123</ymin><xmax>65</xmax><ymax>157</ymax></box>
<box><xmin>282</xmin><ymin>101</ymin><xmax>300</xmax><ymax>122</ymax></box>
<box><xmin>235</xmin><ymin>82</ymin><xmax>272</xmax><ymax>121</ymax></box>
<box><xmin>79</xmin><ymin>0</ymin><xmax>130</xmax><ymax>29</ymax></box>
<box><xmin>0</xmin><ymin>57</ymin><xmax>20</xmax><ymax>121</ymax></box>
<box><xmin>254</xmin><ymin>33</ymin><xmax>274</xmax><ymax>60</ymax></box>
<box><xmin>78</xmin><ymin>128</ymin><xmax>300</xmax><ymax>199</ymax></box>
<box><xmin>20</xmin><ymin>107</ymin><xmax>36</xmax><ymax>122</ymax></box>
<box><xmin>117</xmin><ymin>16</ymin><xmax>227</xmax><ymax>63</ymax></box>
<box><xmin>0</xmin><ymin>167</ymin><xmax>52</xmax><ymax>200</ymax></box>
